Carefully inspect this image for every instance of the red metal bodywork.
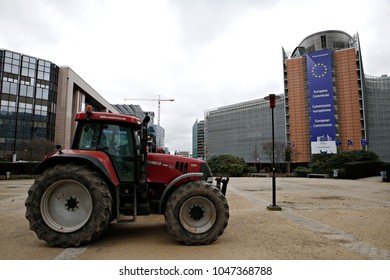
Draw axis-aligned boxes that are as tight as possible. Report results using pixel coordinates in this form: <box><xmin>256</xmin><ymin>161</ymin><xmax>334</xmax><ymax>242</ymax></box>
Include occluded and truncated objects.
<box><xmin>47</xmin><ymin>149</ymin><xmax>122</xmax><ymax>186</ymax></box>
<box><xmin>147</xmin><ymin>153</ymin><xmax>206</xmax><ymax>184</ymax></box>
<box><xmin>44</xmin><ymin>149</ymin><xmax>207</xmax><ymax>187</ymax></box>
<box><xmin>75</xmin><ymin>111</ymin><xmax>142</xmax><ymax>124</ymax></box>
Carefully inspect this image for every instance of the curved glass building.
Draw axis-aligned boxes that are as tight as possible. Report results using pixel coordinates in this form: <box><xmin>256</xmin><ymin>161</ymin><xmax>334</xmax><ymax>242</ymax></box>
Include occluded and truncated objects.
<box><xmin>292</xmin><ymin>30</ymin><xmax>356</xmax><ymax>57</ymax></box>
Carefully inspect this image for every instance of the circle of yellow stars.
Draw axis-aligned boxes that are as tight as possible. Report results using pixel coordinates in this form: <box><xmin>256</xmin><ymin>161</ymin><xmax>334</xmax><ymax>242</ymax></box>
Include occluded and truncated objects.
<box><xmin>311</xmin><ymin>63</ymin><xmax>327</xmax><ymax>78</ymax></box>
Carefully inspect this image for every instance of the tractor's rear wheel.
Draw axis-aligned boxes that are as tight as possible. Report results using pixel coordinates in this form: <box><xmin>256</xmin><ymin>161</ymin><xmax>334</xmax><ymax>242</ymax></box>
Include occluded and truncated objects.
<box><xmin>25</xmin><ymin>164</ymin><xmax>112</xmax><ymax>247</ymax></box>
<box><xmin>164</xmin><ymin>180</ymin><xmax>229</xmax><ymax>245</ymax></box>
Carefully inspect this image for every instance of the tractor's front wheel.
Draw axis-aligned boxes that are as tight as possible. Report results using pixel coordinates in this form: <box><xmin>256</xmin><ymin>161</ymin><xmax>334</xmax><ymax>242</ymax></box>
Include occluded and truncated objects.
<box><xmin>25</xmin><ymin>164</ymin><xmax>112</xmax><ymax>247</ymax></box>
<box><xmin>164</xmin><ymin>180</ymin><xmax>229</xmax><ymax>245</ymax></box>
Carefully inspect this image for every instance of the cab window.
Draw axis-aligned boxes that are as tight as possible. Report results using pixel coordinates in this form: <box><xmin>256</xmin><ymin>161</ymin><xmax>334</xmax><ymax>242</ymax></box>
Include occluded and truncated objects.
<box><xmin>74</xmin><ymin>122</ymin><xmax>136</xmax><ymax>181</ymax></box>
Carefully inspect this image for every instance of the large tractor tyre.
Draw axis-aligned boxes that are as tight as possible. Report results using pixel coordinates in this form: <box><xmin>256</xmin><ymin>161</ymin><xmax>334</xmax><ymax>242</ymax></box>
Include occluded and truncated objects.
<box><xmin>25</xmin><ymin>163</ymin><xmax>112</xmax><ymax>247</ymax></box>
<box><xmin>164</xmin><ymin>180</ymin><xmax>229</xmax><ymax>245</ymax></box>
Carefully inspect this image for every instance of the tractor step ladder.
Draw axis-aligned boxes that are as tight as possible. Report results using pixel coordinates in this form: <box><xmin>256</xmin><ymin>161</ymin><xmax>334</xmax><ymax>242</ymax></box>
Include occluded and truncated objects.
<box><xmin>116</xmin><ymin>185</ymin><xmax>137</xmax><ymax>223</ymax></box>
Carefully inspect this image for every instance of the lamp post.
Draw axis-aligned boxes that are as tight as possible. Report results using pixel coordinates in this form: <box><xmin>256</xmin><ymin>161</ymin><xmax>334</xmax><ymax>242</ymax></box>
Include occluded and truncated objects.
<box><xmin>264</xmin><ymin>94</ymin><xmax>282</xmax><ymax>211</ymax></box>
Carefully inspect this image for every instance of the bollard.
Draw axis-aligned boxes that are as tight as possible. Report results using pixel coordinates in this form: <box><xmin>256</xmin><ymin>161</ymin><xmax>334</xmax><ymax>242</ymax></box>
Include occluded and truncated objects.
<box><xmin>380</xmin><ymin>171</ymin><xmax>387</xmax><ymax>181</ymax></box>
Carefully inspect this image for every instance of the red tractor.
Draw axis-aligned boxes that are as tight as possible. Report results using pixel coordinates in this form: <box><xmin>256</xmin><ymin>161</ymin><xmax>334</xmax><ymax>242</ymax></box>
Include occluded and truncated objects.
<box><xmin>25</xmin><ymin>107</ymin><xmax>229</xmax><ymax>247</ymax></box>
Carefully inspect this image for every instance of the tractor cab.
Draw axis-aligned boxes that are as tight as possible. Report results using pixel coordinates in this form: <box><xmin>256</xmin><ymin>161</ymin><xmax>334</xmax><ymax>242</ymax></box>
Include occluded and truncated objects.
<box><xmin>72</xmin><ymin>106</ymin><xmax>149</xmax><ymax>185</ymax></box>
<box><xmin>73</xmin><ymin>117</ymin><xmax>139</xmax><ymax>182</ymax></box>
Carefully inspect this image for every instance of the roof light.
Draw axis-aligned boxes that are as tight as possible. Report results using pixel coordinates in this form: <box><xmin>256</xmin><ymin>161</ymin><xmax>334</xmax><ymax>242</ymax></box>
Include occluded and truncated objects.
<box><xmin>85</xmin><ymin>105</ymin><xmax>93</xmax><ymax>120</ymax></box>
<box><xmin>85</xmin><ymin>105</ymin><xmax>93</xmax><ymax>113</ymax></box>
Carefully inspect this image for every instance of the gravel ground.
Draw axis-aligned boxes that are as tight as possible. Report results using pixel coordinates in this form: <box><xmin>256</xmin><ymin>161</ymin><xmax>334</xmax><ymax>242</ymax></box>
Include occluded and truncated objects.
<box><xmin>0</xmin><ymin>176</ymin><xmax>389</xmax><ymax>260</ymax></box>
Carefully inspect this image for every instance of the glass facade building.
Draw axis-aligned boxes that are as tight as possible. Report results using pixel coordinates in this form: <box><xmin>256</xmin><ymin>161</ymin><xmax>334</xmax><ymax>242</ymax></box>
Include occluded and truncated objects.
<box><xmin>205</xmin><ymin>97</ymin><xmax>285</xmax><ymax>163</ymax></box>
<box><xmin>0</xmin><ymin>48</ymin><xmax>171</xmax><ymax>162</ymax></box>
<box><xmin>1</xmin><ymin>49</ymin><xmax>120</xmax><ymax>162</ymax></box>
<box><xmin>364</xmin><ymin>75</ymin><xmax>390</xmax><ymax>161</ymax></box>
<box><xmin>148</xmin><ymin>124</ymin><xmax>165</xmax><ymax>150</ymax></box>
<box><xmin>192</xmin><ymin>119</ymin><xmax>205</xmax><ymax>159</ymax></box>
<box><xmin>112</xmin><ymin>104</ymin><xmax>147</xmax><ymax>121</ymax></box>
<box><xmin>292</xmin><ymin>30</ymin><xmax>355</xmax><ymax>57</ymax></box>
<box><xmin>0</xmin><ymin>49</ymin><xmax>58</xmax><ymax>161</ymax></box>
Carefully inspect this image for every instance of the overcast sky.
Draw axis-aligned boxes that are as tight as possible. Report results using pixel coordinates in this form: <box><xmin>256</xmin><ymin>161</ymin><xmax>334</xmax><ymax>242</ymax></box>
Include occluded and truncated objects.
<box><xmin>1</xmin><ymin>0</ymin><xmax>389</xmax><ymax>153</ymax></box>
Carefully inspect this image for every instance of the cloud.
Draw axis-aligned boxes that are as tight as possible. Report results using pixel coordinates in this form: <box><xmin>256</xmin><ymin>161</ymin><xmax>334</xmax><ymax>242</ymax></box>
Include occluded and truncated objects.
<box><xmin>0</xmin><ymin>0</ymin><xmax>389</xmax><ymax>153</ymax></box>
<box><xmin>173</xmin><ymin>0</ymin><xmax>275</xmax><ymax>48</ymax></box>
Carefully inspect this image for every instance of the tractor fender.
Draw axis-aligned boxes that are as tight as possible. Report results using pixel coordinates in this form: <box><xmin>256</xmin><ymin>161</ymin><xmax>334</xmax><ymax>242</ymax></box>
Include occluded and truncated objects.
<box><xmin>158</xmin><ymin>172</ymin><xmax>203</xmax><ymax>213</ymax></box>
<box><xmin>36</xmin><ymin>152</ymin><xmax>120</xmax><ymax>187</ymax></box>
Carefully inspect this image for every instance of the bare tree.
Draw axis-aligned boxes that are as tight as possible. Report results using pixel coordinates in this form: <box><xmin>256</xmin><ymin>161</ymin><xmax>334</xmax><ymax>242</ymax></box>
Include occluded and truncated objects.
<box><xmin>262</xmin><ymin>141</ymin><xmax>286</xmax><ymax>173</ymax></box>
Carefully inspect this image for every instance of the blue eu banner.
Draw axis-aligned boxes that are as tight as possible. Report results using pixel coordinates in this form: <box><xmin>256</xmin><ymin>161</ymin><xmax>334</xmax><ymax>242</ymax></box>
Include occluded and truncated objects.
<box><xmin>307</xmin><ymin>50</ymin><xmax>337</xmax><ymax>154</ymax></box>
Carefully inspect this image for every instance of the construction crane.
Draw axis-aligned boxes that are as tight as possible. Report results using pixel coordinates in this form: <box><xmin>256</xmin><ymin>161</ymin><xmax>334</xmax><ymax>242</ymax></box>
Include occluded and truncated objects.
<box><xmin>124</xmin><ymin>95</ymin><xmax>174</xmax><ymax>126</ymax></box>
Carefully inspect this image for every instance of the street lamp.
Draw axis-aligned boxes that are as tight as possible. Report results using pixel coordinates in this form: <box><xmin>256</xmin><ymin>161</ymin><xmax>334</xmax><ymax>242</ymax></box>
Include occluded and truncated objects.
<box><xmin>264</xmin><ymin>94</ymin><xmax>282</xmax><ymax>211</ymax></box>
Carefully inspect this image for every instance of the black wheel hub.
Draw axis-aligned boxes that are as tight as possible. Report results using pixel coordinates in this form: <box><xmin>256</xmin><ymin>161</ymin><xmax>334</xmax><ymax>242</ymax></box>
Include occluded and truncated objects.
<box><xmin>65</xmin><ymin>196</ymin><xmax>79</xmax><ymax>211</ymax></box>
<box><xmin>188</xmin><ymin>204</ymin><xmax>204</xmax><ymax>220</ymax></box>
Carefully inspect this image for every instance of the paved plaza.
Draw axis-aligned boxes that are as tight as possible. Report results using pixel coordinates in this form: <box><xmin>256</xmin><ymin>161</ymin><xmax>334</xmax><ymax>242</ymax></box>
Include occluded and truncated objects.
<box><xmin>0</xmin><ymin>176</ymin><xmax>389</xmax><ymax>260</ymax></box>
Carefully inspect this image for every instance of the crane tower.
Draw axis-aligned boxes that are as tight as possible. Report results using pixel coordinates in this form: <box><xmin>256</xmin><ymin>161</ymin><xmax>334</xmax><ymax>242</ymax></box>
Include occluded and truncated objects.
<box><xmin>124</xmin><ymin>95</ymin><xmax>174</xmax><ymax>126</ymax></box>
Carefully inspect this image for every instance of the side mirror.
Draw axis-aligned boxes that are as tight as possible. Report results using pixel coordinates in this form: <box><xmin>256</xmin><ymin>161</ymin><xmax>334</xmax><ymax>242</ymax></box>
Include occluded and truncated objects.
<box><xmin>140</xmin><ymin>124</ymin><xmax>148</xmax><ymax>142</ymax></box>
<box><xmin>142</xmin><ymin>114</ymin><xmax>150</xmax><ymax>125</ymax></box>
<box><xmin>56</xmin><ymin>144</ymin><xmax>63</xmax><ymax>154</ymax></box>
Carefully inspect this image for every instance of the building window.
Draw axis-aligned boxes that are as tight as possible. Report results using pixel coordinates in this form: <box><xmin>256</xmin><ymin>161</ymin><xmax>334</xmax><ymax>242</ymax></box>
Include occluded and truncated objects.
<box><xmin>35</xmin><ymin>88</ymin><xmax>49</xmax><ymax>100</ymax></box>
<box><xmin>334</xmin><ymin>41</ymin><xmax>345</xmax><ymax>49</ymax></box>
<box><xmin>321</xmin><ymin>35</ymin><xmax>327</xmax><ymax>48</ymax></box>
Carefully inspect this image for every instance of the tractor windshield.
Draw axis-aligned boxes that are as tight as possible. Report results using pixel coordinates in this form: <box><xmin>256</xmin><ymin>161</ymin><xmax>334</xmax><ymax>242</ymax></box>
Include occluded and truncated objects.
<box><xmin>73</xmin><ymin>121</ymin><xmax>138</xmax><ymax>182</ymax></box>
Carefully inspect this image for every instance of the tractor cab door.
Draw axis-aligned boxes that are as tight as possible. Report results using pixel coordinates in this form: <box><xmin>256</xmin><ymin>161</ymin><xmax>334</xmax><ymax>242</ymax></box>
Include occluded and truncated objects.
<box><xmin>74</xmin><ymin>122</ymin><xmax>138</xmax><ymax>182</ymax></box>
<box><xmin>100</xmin><ymin>124</ymin><xmax>136</xmax><ymax>182</ymax></box>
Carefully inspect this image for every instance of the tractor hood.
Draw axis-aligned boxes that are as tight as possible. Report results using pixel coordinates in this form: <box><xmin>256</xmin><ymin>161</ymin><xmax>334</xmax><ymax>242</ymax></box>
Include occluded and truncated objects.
<box><xmin>146</xmin><ymin>153</ymin><xmax>212</xmax><ymax>184</ymax></box>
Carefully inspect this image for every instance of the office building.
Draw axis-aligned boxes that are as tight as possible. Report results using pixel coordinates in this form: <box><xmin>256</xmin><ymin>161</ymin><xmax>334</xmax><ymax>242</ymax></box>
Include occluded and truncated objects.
<box><xmin>0</xmin><ymin>49</ymin><xmax>58</xmax><ymax>161</ymax></box>
<box><xmin>283</xmin><ymin>30</ymin><xmax>389</xmax><ymax>162</ymax></box>
<box><xmin>56</xmin><ymin>66</ymin><xmax>118</xmax><ymax>148</ymax></box>
<box><xmin>0</xmin><ymin>49</ymin><xmax>118</xmax><ymax>161</ymax></box>
<box><xmin>204</xmin><ymin>97</ymin><xmax>285</xmax><ymax>163</ymax></box>
<box><xmin>200</xmin><ymin>30</ymin><xmax>389</xmax><ymax>164</ymax></box>
<box><xmin>192</xmin><ymin>119</ymin><xmax>205</xmax><ymax>159</ymax></box>
<box><xmin>364</xmin><ymin>74</ymin><xmax>390</xmax><ymax>161</ymax></box>
<box><xmin>283</xmin><ymin>30</ymin><xmax>365</xmax><ymax>162</ymax></box>
<box><xmin>175</xmin><ymin>150</ymin><xmax>190</xmax><ymax>158</ymax></box>
<box><xmin>112</xmin><ymin>104</ymin><xmax>146</xmax><ymax>121</ymax></box>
